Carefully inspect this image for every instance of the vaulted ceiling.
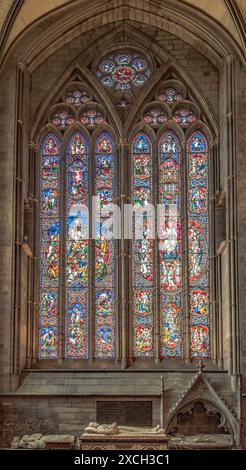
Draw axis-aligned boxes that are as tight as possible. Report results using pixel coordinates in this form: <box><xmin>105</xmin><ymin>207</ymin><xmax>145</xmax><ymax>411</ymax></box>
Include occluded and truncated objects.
<box><xmin>0</xmin><ymin>0</ymin><xmax>245</xmax><ymax>62</ymax></box>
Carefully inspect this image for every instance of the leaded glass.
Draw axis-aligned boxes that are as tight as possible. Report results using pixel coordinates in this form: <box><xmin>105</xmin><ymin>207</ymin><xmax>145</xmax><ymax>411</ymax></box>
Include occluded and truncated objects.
<box><xmin>188</xmin><ymin>131</ymin><xmax>209</xmax><ymax>357</ymax></box>
<box><xmin>158</xmin><ymin>88</ymin><xmax>183</xmax><ymax>103</ymax></box>
<box><xmin>38</xmin><ymin>77</ymin><xmax>211</xmax><ymax>366</ymax></box>
<box><xmin>97</xmin><ymin>53</ymin><xmax>151</xmax><ymax>90</ymax></box>
<box><xmin>39</xmin><ymin>134</ymin><xmax>60</xmax><ymax>358</ymax></box>
<box><xmin>94</xmin><ymin>133</ymin><xmax>116</xmax><ymax>359</ymax></box>
<box><xmin>159</xmin><ymin>131</ymin><xmax>183</xmax><ymax>357</ymax></box>
<box><xmin>132</xmin><ymin>133</ymin><xmax>154</xmax><ymax>357</ymax></box>
<box><xmin>173</xmin><ymin>108</ymin><xmax>197</xmax><ymax>128</ymax></box>
<box><xmin>51</xmin><ymin>110</ymin><xmax>75</xmax><ymax>130</ymax></box>
<box><xmin>143</xmin><ymin>108</ymin><xmax>168</xmax><ymax>128</ymax></box>
<box><xmin>65</xmin><ymin>132</ymin><xmax>89</xmax><ymax>358</ymax></box>
<box><xmin>80</xmin><ymin>110</ymin><xmax>104</xmax><ymax>129</ymax></box>
<box><xmin>65</xmin><ymin>89</ymin><xmax>90</xmax><ymax>106</ymax></box>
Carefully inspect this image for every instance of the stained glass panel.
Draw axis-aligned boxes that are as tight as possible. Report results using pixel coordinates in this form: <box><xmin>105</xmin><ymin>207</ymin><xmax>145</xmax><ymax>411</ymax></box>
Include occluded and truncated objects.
<box><xmin>158</xmin><ymin>88</ymin><xmax>183</xmax><ymax>103</ymax></box>
<box><xmin>39</xmin><ymin>133</ymin><xmax>60</xmax><ymax>358</ymax></box>
<box><xmin>94</xmin><ymin>133</ymin><xmax>116</xmax><ymax>359</ymax></box>
<box><xmin>65</xmin><ymin>132</ymin><xmax>89</xmax><ymax>358</ymax></box>
<box><xmin>132</xmin><ymin>133</ymin><xmax>154</xmax><ymax>357</ymax></box>
<box><xmin>173</xmin><ymin>109</ymin><xmax>197</xmax><ymax>128</ymax></box>
<box><xmin>159</xmin><ymin>131</ymin><xmax>183</xmax><ymax>357</ymax></box>
<box><xmin>188</xmin><ymin>131</ymin><xmax>209</xmax><ymax>357</ymax></box>
<box><xmin>51</xmin><ymin>110</ymin><xmax>75</xmax><ymax>130</ymax></box>
<box><xmin>80</xmin><ymin>110</ymin><xmax>104</xmax><ymax>129</ymax></box>
<box><xmin>97</xmin><ymin>53</ymin><xmax>151</xmax><ymax>90</ymax></box>
<box><xmin>143</xmin><ymin>108</ymin><xmax>168</xmax><ymax>128</ymax></box>
<box><xmin>65</xmin><ymin>89</ymin><xmax>90</xmax><ymax>106</ymax></box>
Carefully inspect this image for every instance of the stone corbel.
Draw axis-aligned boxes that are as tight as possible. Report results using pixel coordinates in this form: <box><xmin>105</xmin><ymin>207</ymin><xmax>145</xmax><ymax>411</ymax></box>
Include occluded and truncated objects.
<box><xmin>216</xmin><ymin>240</ymin><xmax>229</xmax><ymax>256</ymax></box>
<box><xmin>21</xmin><ymin>236</ymin><xmax>33</xmax><ymax>258</ymax></box>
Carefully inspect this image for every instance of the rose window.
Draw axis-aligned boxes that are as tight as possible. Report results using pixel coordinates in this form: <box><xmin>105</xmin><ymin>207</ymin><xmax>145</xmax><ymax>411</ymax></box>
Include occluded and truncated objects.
<box><xmin>97</xmin><ymin>53</ymin><xmax>151</xmax><ymax>90</ymax></box>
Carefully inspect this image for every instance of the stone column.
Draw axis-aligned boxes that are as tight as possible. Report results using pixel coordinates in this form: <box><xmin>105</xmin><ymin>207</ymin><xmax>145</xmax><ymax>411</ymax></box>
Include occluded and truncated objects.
<box><xmin>11</xmin><ymin>63</ymin><xmax>26</xmax><ymax>389</ymax></box>
<box><xmin>227</xmin><ymin>57</ymin><xmax>240</xmax><ymax>387</ymax></box>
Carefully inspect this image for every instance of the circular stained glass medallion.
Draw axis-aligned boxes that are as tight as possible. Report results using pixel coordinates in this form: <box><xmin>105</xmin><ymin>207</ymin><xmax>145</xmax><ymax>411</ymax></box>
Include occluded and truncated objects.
<box><xmin>158</xmin><ymin>88</ymin><xmax>183</xmax><ymax>104</ymax></box>
<box><xmin>97</xmin><ymin>52</ymin><xmax>151</xmax><ymax>90</ymax></box>
<box><xmin>173</xmin><ymin>108</ymin><xmax>197</xmax><ymax>128</ymax></box>
<box><xmin>80</xmin><ymin>110</ymin><xmax>104</xmax><ymax>129</ymax></box>
<box><xmin>51</xmin><ymin>110</ymin><xmax>75</xmax><ymax>130</ymax></box>
<box><xmin>65</xmin><ymin>89</ymin><xmax>90</xmax><ymax>106</ymax></box>
<box><xmin>143</xmin><ymin>107</ymin><xmax>168</xmax><ymax>128</ymax></box>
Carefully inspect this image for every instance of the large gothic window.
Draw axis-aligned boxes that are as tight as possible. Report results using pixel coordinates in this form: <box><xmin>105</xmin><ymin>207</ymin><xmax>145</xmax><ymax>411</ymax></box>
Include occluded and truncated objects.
<box><xmin>38</xmin><ymin>70</ymin><xmax>210</xmax><ymax>363</ymax></box>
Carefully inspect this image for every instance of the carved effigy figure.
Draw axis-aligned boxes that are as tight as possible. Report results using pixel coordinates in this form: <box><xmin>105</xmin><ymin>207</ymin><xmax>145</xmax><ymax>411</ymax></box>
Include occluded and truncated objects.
<box><xmin>11</xmin><ymin>434</ymin><xmax>75</xmax><ymax>449</ymax></box>
<box><xmin>168</xmin><ymin>433</ymin><xmax>233</xmax><ymax>449</ymax></box>
<box><xmin>83</xmin><ymin>422</ymin><xmax>166</xmax><ymax>436</ymax></box>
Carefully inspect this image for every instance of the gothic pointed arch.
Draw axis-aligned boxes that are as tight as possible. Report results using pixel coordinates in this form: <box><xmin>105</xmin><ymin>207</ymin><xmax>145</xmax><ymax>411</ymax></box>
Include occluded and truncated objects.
<box><xmin>165</xmin><ymin>370</ymin><xmax>238</xmax><ymax>444</ymax></box>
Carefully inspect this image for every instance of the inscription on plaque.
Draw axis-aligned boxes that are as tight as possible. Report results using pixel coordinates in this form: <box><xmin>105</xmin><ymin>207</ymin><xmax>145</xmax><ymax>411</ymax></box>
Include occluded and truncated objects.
<box><xmin>96</xmin><ymin>401</ymin><xmax>152</xmax><ymax>427</ymax></box>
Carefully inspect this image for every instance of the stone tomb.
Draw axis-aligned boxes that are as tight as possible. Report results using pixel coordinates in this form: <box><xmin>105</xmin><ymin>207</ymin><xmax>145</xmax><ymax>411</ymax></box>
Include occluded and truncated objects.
<box><xmin>80</xmin><ymin>423</ymin><xmax>169</xmax><ymax>450</ymax></box>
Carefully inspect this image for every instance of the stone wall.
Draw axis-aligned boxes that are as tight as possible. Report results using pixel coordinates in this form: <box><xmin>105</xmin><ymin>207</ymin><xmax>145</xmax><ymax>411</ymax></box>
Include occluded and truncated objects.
<box><xmin>0</xmin><ymin>395</ymin><xmax>161</xmax><ymax>447</ymax></box>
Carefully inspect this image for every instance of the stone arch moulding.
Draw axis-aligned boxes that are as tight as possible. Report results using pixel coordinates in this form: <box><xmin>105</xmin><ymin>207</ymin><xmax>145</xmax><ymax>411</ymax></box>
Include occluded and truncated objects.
<box><xmin>2</xmin><ymin>0</ymin><xmax>245</xmax><ymax>77</ymax></box>
<box><xmin>30</xmin><ymin>22</ymin><xmax>219</xmax><ymax>143</ymax></box>
<box><xmin>31</xmin><ymin>65</ymin><xmax>123</xmax><ymax>142</ymax></box>
<box><xmin>69</xmin><ymin>22</ymin><xmax>219</xmax><ymax>141</ymax></box>
<box><xmin>124</xmin><ymin>64</ymin><xmax>218</xmax><ymax>141</ymax></box>
<box><xmin>165</xmin><ymin>371</ymin><xmax>239</xmax><ymax>446</ymax></box>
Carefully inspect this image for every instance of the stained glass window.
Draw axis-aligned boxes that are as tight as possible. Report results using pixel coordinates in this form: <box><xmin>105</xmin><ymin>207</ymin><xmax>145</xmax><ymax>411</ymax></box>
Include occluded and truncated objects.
<box><xmin>65</xmin><ymin>89</ymin><xmax>90</xmax><ymax>106</ymax></box>
<box><xmin>51</xmin><ymin>110</ymin><xmax>75</xmax><ymax>130</ymax></box>
<box><xmin>65</xmin><ymin>132</ymin><xmax>89</xmax><ymax>358</ymax></box>
<box><xmin>173</xmin><ymin>108</ymin><xmax>197</xmax><ymax>128</ymax></box>
<box><xmin>97</xmin><ymin>53</ymin><xmax>151</xmax><ymax>90</ymax></box>
<box><xmin>159</xmin><ymin>131</ymin><xmax>183</xmax><ymax>357</ymax></box>
<box><xmin>158</xmin><ymin>88</ymin><xmax>183</xmax><ymax>103</ymax></box>
<box><xmin>132</xmin><ymin>133</ymin><xmax>154</xmax><ymax>357</ymax></box>
<box><xmin>39</xmin><ymin>133</ymin><xmax>60</xmax><ymax>358</ymax></box>
<box><xmin>94</xmin><ymin>132</ymin><xmax>116</xmax><ymax>359</ymax></box>
<box><xmin>187</xmin><ymin>132</ymin><xmax>209</xmax><ymax>357</ymax></box>
<box><xmin>38</xmin><ymin>76</ymin><xmax>210</xmax><ymax>364</ymax></box>
<box><xmin>80</xmin><ymin>110</ymin><xmax>104</xmax><ymax>129</ymax></box>
<box><xmin>143</xmin><ymin>108</ymin><xmax>168</xmax><ymax>128</ymax></box>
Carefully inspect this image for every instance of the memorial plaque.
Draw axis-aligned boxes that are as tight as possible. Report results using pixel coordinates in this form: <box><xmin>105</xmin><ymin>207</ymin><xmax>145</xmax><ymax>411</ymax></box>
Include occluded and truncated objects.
<box><xmin>96</xmin><ymin>401</ymin><xmax>152</xmax><ymax>426</ymax></box>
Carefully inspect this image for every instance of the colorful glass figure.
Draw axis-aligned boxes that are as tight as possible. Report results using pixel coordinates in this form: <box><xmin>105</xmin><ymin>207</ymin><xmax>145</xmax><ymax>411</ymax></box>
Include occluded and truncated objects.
<box><xmin>94</xmin><ymin>133</ymin><xmax>116</xmax><ymax>359</ymax></box>
<box><xmin>65</xmin><ymin>291</ymin><xmax>88</xmax><ymax>358</ymax></box>
<box><xmin>161</xmin><ymin>299</ymin><xmax>182</xmax><ymax>357</ymax></box>
<box><xmin>51</xmin><ymin>110</ymin><xmax>75</xmax><ymax>130</ymax></box>
<box><xmin>132</xmin><ymin>133</ymin><xmax>154</xmax><ymax>357</ymax></box>
<box><xmin>159</xmin><ymin>131</ymin><xmax>183</xmax><ymax>358</ymax></box>
<box><xmin>39</xmin><ymin>133</ymin><xmax>60</xmax><ymax>358</ymax></box>
<box><xmin>65</xmin><ymin>132</ymin><xmax>89</xmax><ymax>358</ymax></box>
<box><xmin>173</xmin><ymin>108</ymin><xmax>197</xmax><ymax>128</ymax></box>
<box><xmin>97</xmin><ymin>53</ymin><xmax>151</xmax><ymax>90</ymax></box>
<box><xmin>80</xmin><ymin>110</ymin><xmax>104</xmax><ymax>129</ymax></box>
<box><xmin>95</xmin><ymin>291</ymin><xmax>114</xmax><ymax>358</ymax></box>
<box><xmin>134</xmin><ymin>290</ymin><xmax>153</xmax><ymax>356</ymax></box>
<box><xmin>65</xmin><ymin>89</ymin><xmax>90</xmax><ymax>106</ymax></box>
<box><xmin>188</xmin><ymin>132</ymin><xmax>209</xmax><ymax>357</ymax></box>
<box><xmin>158</xmin><ymin>87</ymin><xmax>183</xmax><ymax>103</ymax></box>
<box><xmin>143</xmin><ymin>108</ymin><xmax>168</xmax><ymax>127</ymax></box>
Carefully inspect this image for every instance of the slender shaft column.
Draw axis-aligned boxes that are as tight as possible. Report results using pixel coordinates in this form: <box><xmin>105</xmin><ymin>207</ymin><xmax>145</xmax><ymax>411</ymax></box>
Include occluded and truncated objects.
<box><xmin>11</xmin><ymin>63</ymin><xmax>26</xmax><ymax>387</ymax></box>
<box><xmin>227</xmin><ymin>56</ymin><xmax>240</xmax><ymax>386</ymax></box>
<box><xmin>182</xmin><ymin>139</ymin><xmax>190</xmax><ymax>362</ymax></box>
<box><xmin>31</xmin><ymin>143</ymin><xmax>39</xmax><ymax>365</ymax></box>
<box><xmin>209</xmin><ymin>141</ymin><xmax>217</xmax><ymax>362</ymax></box>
